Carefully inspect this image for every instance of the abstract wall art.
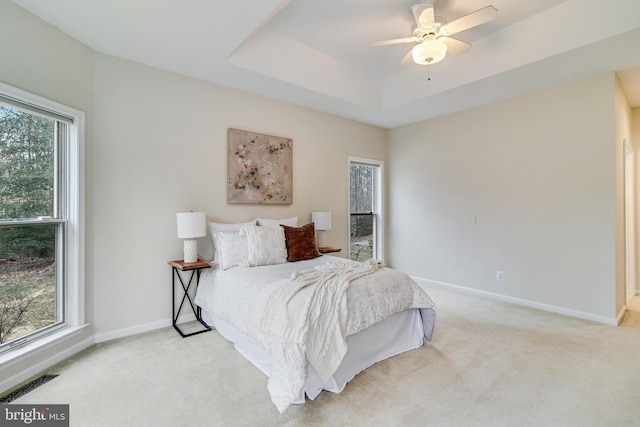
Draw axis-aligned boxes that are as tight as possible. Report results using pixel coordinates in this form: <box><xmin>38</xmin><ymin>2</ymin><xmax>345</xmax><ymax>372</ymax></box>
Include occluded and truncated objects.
<box><xmin>227</xmin><ymin>128</ymin><xmax>293</xmax><ymax>204</ymax></box>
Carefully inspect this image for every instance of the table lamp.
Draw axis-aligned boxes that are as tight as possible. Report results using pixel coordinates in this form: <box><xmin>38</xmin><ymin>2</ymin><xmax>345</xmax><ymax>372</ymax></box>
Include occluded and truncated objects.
<box><xmin>176</xmin><ymin>212</ymin><xmax>206</xmax><ymax>263</ymax></box>
<box><xmin>311</xmin><ymin>211</ymin><xmax>331</xmax><ymax>248</ymax></box>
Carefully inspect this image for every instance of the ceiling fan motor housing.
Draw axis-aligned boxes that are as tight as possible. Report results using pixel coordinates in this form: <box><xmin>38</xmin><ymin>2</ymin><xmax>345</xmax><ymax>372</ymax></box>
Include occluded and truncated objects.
<box><xmin>371</xmin><ymin>2</ymin><xmax>498</xmax><ymax>67</ymax></box>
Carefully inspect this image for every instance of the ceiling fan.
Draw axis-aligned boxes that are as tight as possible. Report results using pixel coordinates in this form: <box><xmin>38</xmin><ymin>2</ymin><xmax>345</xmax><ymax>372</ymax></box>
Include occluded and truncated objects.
<box><xmin>370</xmin><ymin>0</ymin><xmax>498</xmax><ymax>67</ymax></box>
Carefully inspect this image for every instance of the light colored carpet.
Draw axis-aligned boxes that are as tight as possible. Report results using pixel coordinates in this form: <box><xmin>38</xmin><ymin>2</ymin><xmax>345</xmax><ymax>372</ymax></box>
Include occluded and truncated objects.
<box><xmin>13</xmin><ymin>286</ymin><xmax>640</xmax><ymax>426</ymax></box>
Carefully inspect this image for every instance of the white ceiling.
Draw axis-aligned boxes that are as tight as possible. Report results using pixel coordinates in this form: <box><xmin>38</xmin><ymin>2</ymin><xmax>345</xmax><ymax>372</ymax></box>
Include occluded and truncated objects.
<box><xmin>12</xmin><ymin>0</ymin><xmax>640</xmax><ymax>128</ymax></box>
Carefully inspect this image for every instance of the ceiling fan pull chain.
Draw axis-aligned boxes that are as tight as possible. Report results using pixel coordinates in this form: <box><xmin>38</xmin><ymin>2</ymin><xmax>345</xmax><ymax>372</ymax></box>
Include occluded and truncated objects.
<box><xmin>427</xmin><ymin>64</ymin><xmax>431</xmax><ymax>81</ymax></box>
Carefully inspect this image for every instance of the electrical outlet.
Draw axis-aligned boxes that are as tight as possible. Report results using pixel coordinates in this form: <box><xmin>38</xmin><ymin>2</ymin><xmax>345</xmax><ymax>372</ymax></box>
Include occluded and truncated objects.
<box><xmin>496</xmin><ymin>271</ymin><xmax>504</xmax><ymax>281</ymax></box>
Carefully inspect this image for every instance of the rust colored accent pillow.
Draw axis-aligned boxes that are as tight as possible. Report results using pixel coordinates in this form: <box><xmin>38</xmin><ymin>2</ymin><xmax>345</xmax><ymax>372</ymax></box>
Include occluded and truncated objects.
<box><xmin>281</xmin><ymin>223</ymin><xmax>321</xmax><ymax>262</ymax></box>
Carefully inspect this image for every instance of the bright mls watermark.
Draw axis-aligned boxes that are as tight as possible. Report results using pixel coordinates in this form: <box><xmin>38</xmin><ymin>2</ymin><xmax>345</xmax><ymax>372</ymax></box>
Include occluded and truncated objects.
<box><xmin>1</xmin><ymin>405</ymin><xmax>69</xmax><ymax>426</ymax></box>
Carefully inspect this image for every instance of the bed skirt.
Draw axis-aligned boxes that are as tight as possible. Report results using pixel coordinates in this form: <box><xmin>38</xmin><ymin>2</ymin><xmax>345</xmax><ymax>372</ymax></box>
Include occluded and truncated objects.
<box><xmin>202</xmin><ymin>308</ymin><xmax>426</xmax><ymax>403</ymax></box>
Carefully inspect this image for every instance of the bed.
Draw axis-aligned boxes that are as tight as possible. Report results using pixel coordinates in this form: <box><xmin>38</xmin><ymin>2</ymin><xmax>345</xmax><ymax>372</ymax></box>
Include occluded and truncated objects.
<box><xmin>193</xmin><ymin>219</ymin><xmax>436</xmax><ymax>413</ymax></box>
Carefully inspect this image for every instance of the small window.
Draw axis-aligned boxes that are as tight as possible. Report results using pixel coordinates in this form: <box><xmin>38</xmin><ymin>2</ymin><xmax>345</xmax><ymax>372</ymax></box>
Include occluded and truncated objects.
<box><xmin>349</xmin><ymin>158</ymin><xmax>383</xmax><ymax>261</ymax></box>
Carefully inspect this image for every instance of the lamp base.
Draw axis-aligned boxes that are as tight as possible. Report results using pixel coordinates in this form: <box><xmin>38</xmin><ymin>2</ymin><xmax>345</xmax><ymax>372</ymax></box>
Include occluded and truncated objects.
<box><xmin>183</xmin><ymin>239</ymin><xmax>198</xmax><ymax>263</ymax></box>
<box><xmin>316</xmin><ymin>230</ymin><xmax>327</xmax><ymax>248</ymax></box>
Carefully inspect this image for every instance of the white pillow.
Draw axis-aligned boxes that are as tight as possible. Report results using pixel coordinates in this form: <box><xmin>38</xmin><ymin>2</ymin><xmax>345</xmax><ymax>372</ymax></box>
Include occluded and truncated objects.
<box><xmin>213</xmin><ymin>231</ymin><xmax>249</xmax><ymax>270</ymax></box>
<box><xmin>208</xmin><ymin>219</ymin><xmax>257</xmax><ymax>261</ymax></box>
<box><xmin>257</xmin><ymin>217</ymin><xmax>298</xmax><ymax>228</ymax></box>
<box><xmin>241</xmin><ymin>224</ymin><xmax>287</xmax><ymax>266</ymax></box>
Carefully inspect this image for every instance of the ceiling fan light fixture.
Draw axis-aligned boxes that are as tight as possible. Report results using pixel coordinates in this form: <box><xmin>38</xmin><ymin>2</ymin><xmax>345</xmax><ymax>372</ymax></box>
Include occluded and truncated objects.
<box><xmin>412</xmin><ymin>36</ymin><xmax>447</xmax><ymax>65</ymax></box>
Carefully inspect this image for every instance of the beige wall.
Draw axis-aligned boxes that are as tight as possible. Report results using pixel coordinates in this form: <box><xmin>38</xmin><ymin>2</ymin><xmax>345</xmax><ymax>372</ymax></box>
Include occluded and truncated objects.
<box><xmin>1</xmin><ymin>0</ymin><xmax>634</xmax><ymax>392</ymax></box>
<box><xmin>92</xmin><ymin>54</ymin><xmax>387</xmax><ymax>339</ymax></box>
<box><xmin>387</xmin><ymin>74</ymin><xmax>619</xmax><ymax>322</ymax></box>
<box><xmin>0</xmin><ymin>0</ymin><xmax>386</xmax><ymax>387</ymax></box>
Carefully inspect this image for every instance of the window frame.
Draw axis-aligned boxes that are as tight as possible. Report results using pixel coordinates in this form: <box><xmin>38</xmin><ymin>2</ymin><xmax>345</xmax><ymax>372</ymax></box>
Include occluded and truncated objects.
<box><xmin>348</xmin><ymin>157</ymin><xmax>384</xmax><ymax>262</ymax></box>
<box><xmin>0</xmin><ymin>81</ymin><xmax>86</xmax><ymax>364</ymax></box>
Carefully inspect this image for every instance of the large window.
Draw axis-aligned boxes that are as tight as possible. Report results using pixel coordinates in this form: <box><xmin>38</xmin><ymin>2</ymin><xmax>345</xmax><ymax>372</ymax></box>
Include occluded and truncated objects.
<box><xmin>0</xmin><ymin>83</ymin><xmax>84</xmax><ymax>358</ymax></box>
<box><xmin>349</xmin><ymin>158</ymin><xmax>383</xmax><ymax>261</ymax></box>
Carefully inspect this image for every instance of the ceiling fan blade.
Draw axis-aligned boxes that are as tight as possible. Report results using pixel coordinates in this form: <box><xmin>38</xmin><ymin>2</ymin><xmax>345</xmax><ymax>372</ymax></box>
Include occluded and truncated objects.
<box><xmin>439</xmin><ymin>37</ymin><xmax>471</xmax><ymax>55</ymax></box>
<box><xmin>369</xmin><ymin>37</ymin><xmax>417</xmax><ymax>47</ymax></box>
<box><xmin>419</xmin><ymin>6</ymin><xmax>436</xmax><ymax>28</ymax></box>
<box><xmin>398</xmin><ymin>49</ymin><xmax>414</xmax><ymax>67</ymax></box>
<box><xmin>442</xmin><ymin>5</ymin><xmax>498</xmax><ymax>36</ymax></box>
<box><xmin>411</xmin><ymin>3</ymin><xmax>435</xmax><ymax>29</ymax></box>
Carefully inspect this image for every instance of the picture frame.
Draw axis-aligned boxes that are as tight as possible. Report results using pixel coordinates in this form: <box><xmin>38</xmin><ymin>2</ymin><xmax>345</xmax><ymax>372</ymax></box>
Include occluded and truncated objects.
<box><xmin>227</xmin><ymin>128</ymin><xmax>293</xmax><ymax>204</ymax></box>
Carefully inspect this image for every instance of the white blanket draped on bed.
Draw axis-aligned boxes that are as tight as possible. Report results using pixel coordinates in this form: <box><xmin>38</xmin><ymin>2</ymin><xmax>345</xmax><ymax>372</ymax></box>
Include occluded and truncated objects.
<box><xmin>256</xmin><ymin>260</ymin><xmax>382</xmax><ymax>384</ymax></box>
<box><xmin>193</xmin><ymin>256</ymin><xmax>436</xmax><ymax>413</ymax></box>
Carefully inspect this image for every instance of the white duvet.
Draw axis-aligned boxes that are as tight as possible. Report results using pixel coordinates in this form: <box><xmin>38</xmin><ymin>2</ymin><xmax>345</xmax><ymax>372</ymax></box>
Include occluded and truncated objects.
<box><xmin>257</xmin><ymin>259</ymin><xmax>386</xmax><ymax>385</ymax></box>
<box><xmin>194</xmin><ymin>256</ymin><xmax>436</xmax><ymax>413</ymax></box>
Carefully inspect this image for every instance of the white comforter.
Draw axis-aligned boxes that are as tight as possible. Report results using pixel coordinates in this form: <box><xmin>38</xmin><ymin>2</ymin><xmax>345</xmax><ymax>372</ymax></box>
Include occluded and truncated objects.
<box><xmin>257</xmin><ymin>259</ymin><xmax>384</xmax><ymax>385</ymax></box>
<box><xmin>194</xmin><ymin>256</ymin><xmax>436</xmax><ymax>413</ymax></box>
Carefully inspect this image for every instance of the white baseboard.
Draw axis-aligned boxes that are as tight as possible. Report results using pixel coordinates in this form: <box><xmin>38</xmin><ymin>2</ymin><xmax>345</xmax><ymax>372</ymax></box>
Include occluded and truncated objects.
<box><xmin>94</xmin><ymin>313</ymin><xmax>196</xmax><ymax>343</ymax></box>
<box><xmin>1</xmin><ymin>314</ymin><xmax>198</xmax><ymax>395</ymax></box>
<box><xmin>0</xmin><ymin>336</ymin><xmax>94</xmax><ymax>395</ymax></box>
<box><xmin>413</xmin><ymin>276</ymin><xmax>619</xmax><ymax>326</ymax></box>
<box><xmin>616</xmin><ymin>306</ymin><xmax>627</xmax><ymax>325</ymax></box>
<box><xmin>1</xmin><ymin>278</ymin><xmax>623</xmax><ymax>397</ymax></box>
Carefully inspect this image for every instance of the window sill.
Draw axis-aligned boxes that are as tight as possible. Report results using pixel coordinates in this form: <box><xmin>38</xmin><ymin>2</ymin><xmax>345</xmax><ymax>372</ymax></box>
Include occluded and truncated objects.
<box><xmin>0</xmin><ymin>324</ymin><xmax>91</xmax><ymax>370</ymax></box>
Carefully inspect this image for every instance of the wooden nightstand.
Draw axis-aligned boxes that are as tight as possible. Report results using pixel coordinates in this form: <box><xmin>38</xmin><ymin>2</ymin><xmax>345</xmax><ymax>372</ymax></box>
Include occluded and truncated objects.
<box><xmin>318</xmin><ymin>246</ymin><xmax>342</xmax><ymax>254</ymax></box>
<box><xmin>168</xmin><ymin>259</ymin><xmax>212</xmax><ymax>338</ymax></box>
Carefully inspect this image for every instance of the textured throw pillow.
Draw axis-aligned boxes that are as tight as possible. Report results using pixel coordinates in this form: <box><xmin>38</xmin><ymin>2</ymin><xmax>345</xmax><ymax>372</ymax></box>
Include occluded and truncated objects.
<box><xmin>241</xmin><ymin>224</ymin><xmax>287</xmax><ymax>266</ymax></box>
<box><xmin>281</xmin><ymin>223</ymin><xmax>321</xmax><ymax>262</ymax></box>
<box><xmin>208</xmin><ymin>219</ymin><xmax>257</xmax><ymax>262</ymax></box>
<box><xmin>213</xmin><ymin>231</ymin><xmax>249</xmax><ymax>270</ymax></box>
<box><xmin>257</xmin><ymin>217</ymin><xmax>298</xmax><ymax>228</ymax></box>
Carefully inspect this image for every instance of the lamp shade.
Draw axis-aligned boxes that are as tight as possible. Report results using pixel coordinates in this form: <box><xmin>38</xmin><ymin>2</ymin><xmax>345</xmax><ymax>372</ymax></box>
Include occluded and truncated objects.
<box><xmin>312</xmin><ymin>211</ymin><xmax>332</xmax><ymax>231</ymax></box>
<box><xmin>412</xmin><ymin>36</ymin><xmax>447</xmax><ymax>65</ymax></box>
<box><xmin>176</xmin><ymin>212</ymin><xmax>206</xmax><ymax>239</ymax></box>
